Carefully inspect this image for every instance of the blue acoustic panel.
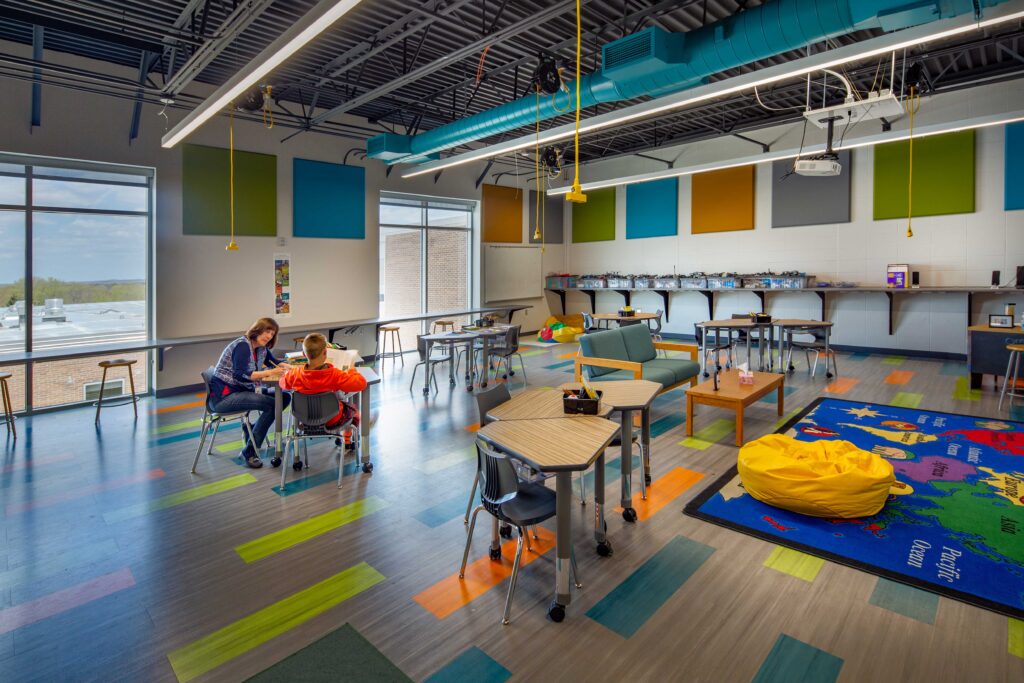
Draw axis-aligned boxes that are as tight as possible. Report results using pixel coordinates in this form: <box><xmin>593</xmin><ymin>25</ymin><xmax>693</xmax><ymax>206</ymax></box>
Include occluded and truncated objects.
<box><xmin>292</xmin><ymin>158</ymin><xmax>365</xmax><ymax>238</ymax></box>
<box><xmin>1007</xmin><ymin>122</ymin><xmax>1024</xmax><ymax>211</ymax></box>
<box><xmin>626</xmin><ymin>177</ymin><xmax>678</xmax><ymax>238</ymax></box>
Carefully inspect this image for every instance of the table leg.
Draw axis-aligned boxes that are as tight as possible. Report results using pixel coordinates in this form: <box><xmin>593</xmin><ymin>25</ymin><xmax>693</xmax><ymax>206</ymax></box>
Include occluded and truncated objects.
<box><xmin>464</xmin><ymin>341</ymin><xmax>474</xmax><ymax>392</ymax></box>
<box><xmin>735</xmin><ymin>405</ymin><xmax>744</xmax><ymax>446</ymax></box>
<box><xmin>641</xmin><ymin>407</ymin><xmax>652</xmax><ymax>489</ymax></box>
<box><xmin>360</xmin><ymin>384</ymin><xmax>371</xmax><ymax>469</ymax></box>
<box><xmin>686</xmin><ymin>394</ymin><xmax>694</xmax><ymax>436</ymax></box>
<box><xmin>594</xmin><ymin>452</ymin><xmax>611</xmax><ymax>556</ymax></box>
<box><xmin>778</xmin><ymin>383</ymin><xmax>784</xmax><ymax>415</ymax></box>
<box><xmin>970</xmin><ymin>372</ymin><xmax>982</xmax><ymax>390</ymax></box>
<box><xmin>778</xmin><ymin>325</ymin><xmax>785</xmax><ymax>374</ymax></box>
<box><xmin>448</xmin><ymin>343</ymin><xmax>456</xmax><ymax>385</ymax></box>
<box><xmin>274</xmin><ymin>386</ymin><xmax>283</xmax><ymax>461</ymax></box>
<box><xmin>825</xmin><ymin>326</ymin><xmax>834</xmax><ymax>379</ymax></box>
<box><xmin>769</xmin><ymin>324</ymin><xmax>776</xmax><ymax>373</ymax></box>
<box><xmin>620</xmin><ymin>409</ymin><xmax>636</xmax><ymax>523</ymax></box>
<box><xmin>746</xmin><ymin>329</ymin><xmax>752</xmax><ymax>368</ymax></box>
<box><xmin>700</xmin><ymin>327</ymin><xmax>708</xmax><ymax>376</ymax></box>
<box><xmin>550</xmin><ymin>472</ymin><xmax>572</xmax><ymax>622</ymax></box>
<box><xmin>480</xmin><ymin>335</ymin><xmax>490</xmax><ymax>388</ymax></box>
<box><xmin>423</xmin><ymin>340</ymin><xmax>433</xmax><ymax>396</ymax></box>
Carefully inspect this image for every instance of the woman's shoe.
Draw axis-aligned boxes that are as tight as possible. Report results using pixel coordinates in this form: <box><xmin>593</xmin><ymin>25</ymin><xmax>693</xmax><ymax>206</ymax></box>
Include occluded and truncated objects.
<box><xmin>241</xmin><ymin>451</ymin><xmax>263</xmax><ymax>468</ymax></box>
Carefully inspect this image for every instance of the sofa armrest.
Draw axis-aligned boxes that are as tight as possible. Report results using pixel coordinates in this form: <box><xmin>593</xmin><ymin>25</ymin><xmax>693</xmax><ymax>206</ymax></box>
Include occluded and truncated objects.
<box><xmin>654</xmin><ymin>341</ymin><xmax>699</xmax><ymax>361</ymax></box>
<box><xmin>574</xmin><ymin>356</ymin><xmax>642</xmax><ymax>381</ymax></box>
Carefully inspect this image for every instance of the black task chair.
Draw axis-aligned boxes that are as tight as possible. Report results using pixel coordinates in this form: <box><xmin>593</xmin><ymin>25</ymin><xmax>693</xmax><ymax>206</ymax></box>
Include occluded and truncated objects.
<box><xmin>191</xmin><ymin>367</ymin><xmax>257</xmax><ymax>473</ymax></box>
<box><xmin>786</xmin><ymin>328</ymin><xmax>838</xmax><ymax>378</ymax></box>
<box><xmin>581</xmin><ymin>311</ymin><xmax>601</xmax><ymax>333</ymax></box>
<box><xmin>410</xmin><ymin>334</ymin><xmax>453</xmax><ymax>394</ymax></box>
<box><xmin>487</xmin><ymin>325</ymin><xmax>526</xmax><ymax>383</ymax></box>
<box><xmin>694</xmin><ymin>324</ymin><xmax>734</xmax><ymax>377</ymax></box>
<box><xmin>460</xmin><ymin>438</ymin><xmax>581</xmax><ymax>625</ymax></box>
<box><xmin>465</xmin><ymin>384</ymin><xmax>512</xmax><ymax>524</ymax></box>
<box><xmin>279</xmin><ymin>391</ymin><xmax>360</xmax><ymax>489</ymax></box>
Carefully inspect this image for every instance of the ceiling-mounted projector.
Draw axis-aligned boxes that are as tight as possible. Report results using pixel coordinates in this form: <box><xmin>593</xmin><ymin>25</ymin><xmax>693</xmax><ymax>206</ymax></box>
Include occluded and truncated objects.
<box><xmin>795</xmin><ymin>155</ymin><xmax>841</xmax><ymax>177</ymax></box>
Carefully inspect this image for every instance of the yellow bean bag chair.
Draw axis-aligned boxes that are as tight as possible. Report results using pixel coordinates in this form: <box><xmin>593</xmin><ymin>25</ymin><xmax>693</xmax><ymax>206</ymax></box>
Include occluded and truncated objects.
<box><xmin>737</xmin><ymin>434</ymin><xmax>895</xmax><ymax>518</ymax></box>
<box><xmin>552</xmin><ymin>325</ymin><xmax>583</xmax><ymax>343</ymax></box>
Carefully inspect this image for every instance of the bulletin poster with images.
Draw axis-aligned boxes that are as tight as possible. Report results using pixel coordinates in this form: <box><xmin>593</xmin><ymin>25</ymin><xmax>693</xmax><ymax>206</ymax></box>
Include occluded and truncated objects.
<box><xmin>274</xmin><ymin>253</ymin><xmax>291</xmax><ymax>317</ymax></box>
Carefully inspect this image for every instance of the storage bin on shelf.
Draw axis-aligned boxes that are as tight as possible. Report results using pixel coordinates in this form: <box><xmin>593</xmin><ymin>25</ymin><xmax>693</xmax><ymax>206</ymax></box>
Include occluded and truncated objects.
<box><xmin>707</xmin><ymin>276</ymin><xmax>742</xmax><ymax>289</ymax></box>
<box><xmin>606</xmin><ymin>276</ymin><xmax>634</xmax><ymax>289</ymax></box>
<box><xmin>654</xmin><ymin>277</ymin><xmax>680</xmax><ymax>288</ymax></box>
<box><xmin>545</xmin><ymin>275</ymin><xmax>576</xmax><ymax>289</ymax></box>
<box><xmin>679</xmin><ymin>277</ymin><xmax>707</xmax><ymax>289</ymax></box>
<box><xmin>577</xmin><ymin>277</ymin><xmax>607</xmax><ymax>289</ymax></box>
<box><xmin>633</xmin><ymin>276</ymin><xmax>657</xmax><ymax>289</ymax></box>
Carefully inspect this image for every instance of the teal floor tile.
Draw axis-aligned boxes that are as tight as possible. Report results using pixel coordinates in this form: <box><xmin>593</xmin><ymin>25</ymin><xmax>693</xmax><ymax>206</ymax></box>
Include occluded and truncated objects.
<box><xmin>271</xmin><ymin>463</ymin><xmax>359</xmax><ymax>497</ymax></box>
<box><xmin>869</xmin><ymin>578</ymin><xmax>939</xmax><ymax>624</ymax></box>
<box><xmin>760</xmin><ymin>385</ymin><xmax>797</xmax><ymax>404</ymax></box>
<box><xmin>586</xmin><ymin>535</ymin><xmax>714</xmax><ymax>638</ymax></box>
<box><xmin>424</xmin><ymin>647</ymin><xmax>510</xmax><ymax>683</ymax></box>
<box><xmin>248</xmin><ymin>623</ymin><xmax>410</xmax><ymax>682</ymax></box>
<box><xmin>939</xmin><ymin>361</ymin><xmax>967</xmax><ymax>376</ymax></box>
<box><xmin>650</xmin><ymin>413</ymin><xmax>686</xmax><ymax>439</ymax></box>
<box><xmin>543</xmin><ymin>359</ymin><xmax>575</xmax><ymax>370</ymax></box>
<box><xmin>846</xmin><ymin>352</ymin><xmax>870</xmax><ymax>361</ymax></box>
<box><xmin>752</xmin><ymin>634</ymin><xmax>844</xmax><ymax>683</ymax></box>
<box><xmin>414</xmin><ymin>493</ymin><xmax>470</xmax><ymax>528</ymax></box>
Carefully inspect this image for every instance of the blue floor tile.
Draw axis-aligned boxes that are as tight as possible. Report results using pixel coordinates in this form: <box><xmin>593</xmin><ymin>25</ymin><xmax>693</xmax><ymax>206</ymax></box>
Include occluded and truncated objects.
<box><xmin>414</xmin><ymin>493</ymin><xmax>470</xmax><ymax>528</ymax></box>
<box><xmin>425</xmin><ymin>647</ymin><xmax>510</xmax><ymax>683</ymax></box>
<box><xmin>751</xmin><ymin>634</ymin><xmax>844</xmax><ymax>683</ymax></box>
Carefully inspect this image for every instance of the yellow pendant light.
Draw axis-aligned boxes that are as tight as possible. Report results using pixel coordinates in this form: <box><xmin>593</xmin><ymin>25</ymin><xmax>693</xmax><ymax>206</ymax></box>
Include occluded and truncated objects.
<box><xmin>565</xmin><ymin>0</ymin><xmax>586</xmax><ymax>204</ymax></box>
<box><xmin>226</xmin><ymin>108</ymin><xmax>239</xmax><ymax>251</ymax></box>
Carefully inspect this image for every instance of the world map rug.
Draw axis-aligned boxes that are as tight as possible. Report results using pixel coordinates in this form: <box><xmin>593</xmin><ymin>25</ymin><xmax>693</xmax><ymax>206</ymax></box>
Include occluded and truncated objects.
<box><xmin>683</xmin><ymin>397</ymin><xmax>1024</xmax><ymax>618</ymax></box>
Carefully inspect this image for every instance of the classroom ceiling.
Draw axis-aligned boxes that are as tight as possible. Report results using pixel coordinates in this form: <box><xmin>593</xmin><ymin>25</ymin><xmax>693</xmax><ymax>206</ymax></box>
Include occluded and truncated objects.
<box><xmin>1</xmin><ymin>0</ymin><xmax>1023</xmax><ymax>174</ymax></box>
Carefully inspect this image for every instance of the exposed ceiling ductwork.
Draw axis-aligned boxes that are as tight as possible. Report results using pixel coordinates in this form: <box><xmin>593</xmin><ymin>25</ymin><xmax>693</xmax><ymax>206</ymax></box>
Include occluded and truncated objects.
<box><xmin>367</xmin><ymin>0</ymin><xmax>1014</xmax><ymax>165</ymax></box>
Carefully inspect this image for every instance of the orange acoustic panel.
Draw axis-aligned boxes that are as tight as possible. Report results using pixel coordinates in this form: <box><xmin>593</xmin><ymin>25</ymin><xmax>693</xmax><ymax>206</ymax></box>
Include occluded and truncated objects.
<box><xmin>481</xmin><ymin>184</ymin><xmax>524</xmax><ymax>243</ymax></box>
<box><xmin>691</xmin><ymin>165</ymin><xmax>756</xmax><ymax>234</ymax></box>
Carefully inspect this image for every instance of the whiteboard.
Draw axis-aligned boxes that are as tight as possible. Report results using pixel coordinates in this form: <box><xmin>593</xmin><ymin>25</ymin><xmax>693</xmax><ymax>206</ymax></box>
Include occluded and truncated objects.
<box><xmin>484</xmin><ymin>245</ymin><xmax>542</xmax><ymax>301</ymax></box>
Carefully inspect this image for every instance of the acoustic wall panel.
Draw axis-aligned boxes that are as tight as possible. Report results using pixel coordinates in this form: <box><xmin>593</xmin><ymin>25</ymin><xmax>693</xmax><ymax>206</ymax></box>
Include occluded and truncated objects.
<box><xmin>571</xmin><ymin>188</ymin><xmax>616</xmax><ymax>242</ymax></box>
<box><xmin>873</xmin><ymin>130</ymin><xmax>975</xmax><ymax>219</ymax></box>
<box><xmin>692</xmin><ymin>165</ymin><xmax>755</xmax><ymax>234</ymax></box>
<box><xmin>626</xmin><ymin>177</ymin><xmax>678</xmax><ymax>238</ymax></box>
<box><xmin>481</xmin><ymin>184</ymin><xmax>523</xmax><ymax>242</ymax></box>
<box><xmin>292</xmin><ymin>159</ymin><xmax>365</xmax><ymax>238</ymax></box>
<box><xmin>1007</xmin><ymin>121</ymin><xmax>1024</xmax><ymax>211</ymax></box>
<box><xmin>771</xmin><ymin>151</ymin><xmax>852</xmax><ymax>228</ymax></box>
<box><xmin>528</xmin><ymin>190</ymin><xmax>565</xmax><ymax>244</ymax></box>
<box><xmin>182</xmin><ymin>143</ymin><xmax>276</xmax><ymax>236</ymax></box>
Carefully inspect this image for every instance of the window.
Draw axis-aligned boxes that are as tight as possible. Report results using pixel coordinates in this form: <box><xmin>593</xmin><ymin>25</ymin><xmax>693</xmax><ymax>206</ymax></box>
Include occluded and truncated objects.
<box><xmin>379</xmin><ymin>193</ymin><xmax>474</xmax><ymax>343</ymax></box>
<box><xmin>0</xmin><ymin>154</ymin><xmax>153</xmax><ymax>411</ymax></box>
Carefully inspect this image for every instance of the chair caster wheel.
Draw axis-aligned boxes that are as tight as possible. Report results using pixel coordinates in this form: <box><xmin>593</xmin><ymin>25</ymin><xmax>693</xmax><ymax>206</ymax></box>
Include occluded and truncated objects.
<box><xmin>450</xmin><ymin>379</ymin><xmax>456</xmax><ymax>386</ymax></box>
<box><xmin>645</xmin><ymin>474</ymin><xmax>652</xmax><ymax>485</ymax></box>
<box><xmin>596</xmin><ymin>541</ymin><xmax>613</xmax><ymax>557</ymax></box>
<box><xmin>499</xmin><ymin>524</ymin><xmax>512</xmax><ymax>539</ymax></box>
<box><xmin>292</xmin><ymin>460</ymin><xmax>304</xmax><ymax>471</ymax></box>
<box><xmin>466</xmin><ymin>386</ymin><xmax>473</xmax><ymax>392</ymax></box>
<box><xmin>345</xmin><ymin>442</ymin><xmax>356</xmax><ymax>451</ymax></box>
<box><xmin>826</xmin><ymin>372</ymin><xmax>834</xmax><ymax>379</ymax></box>
<box><xmin>703</xmin><ymin>371</ymin><xmax>710</xmax><ymax>378</ymax></box>
<box><xmin>361</xmin><ymin>462</ymin><xmax>373</xmax><ymax>473</ymax></box>
<box><xmin>509</xmin><ymin>370</ymin><xmax>515</xmax><ymax>376</ymax></box>
<box><xmin>622</xmin><ymin>507</ymin><xmax>637</xmax><ymax>523</ymax></box>
<box><xmin>489</xmin><ymin>547</ymin><xmax>502</xmax><ymax>561</ymax></box>
<box><xmin>502</xmin><ymin>374</ymin><xmax>508</xmax><ymax>380</ymax></box>
<box><xmin>423</xmin><ymin>388</ymin><xmax>430</xmax><ymax>396</ymax></box>
<box><xmin>548</xmin><ymin>602</ymin><xmax>565</xmax><ymax>623</ymax></box>
<box><xmin>270</xmin><ymin>457</ymin><xmax>282</xmax><ymax>468</ymax></box>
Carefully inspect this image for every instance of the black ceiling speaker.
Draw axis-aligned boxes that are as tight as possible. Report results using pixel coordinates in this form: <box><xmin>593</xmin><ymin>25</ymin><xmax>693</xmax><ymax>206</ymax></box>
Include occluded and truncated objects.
<box><xmin>541</xmin><ymin>146</ymin><xmax>562</xmax><ymax>173</ymax></box>
<box><xmin>904</xmin><ymin>62</ymin><xmax>929</xmax><ymax>94</ymax></box>
<box><xmin>533</xmin><ymin>55</ymin><xmax>562</xmax><ymax>95</ymax></box>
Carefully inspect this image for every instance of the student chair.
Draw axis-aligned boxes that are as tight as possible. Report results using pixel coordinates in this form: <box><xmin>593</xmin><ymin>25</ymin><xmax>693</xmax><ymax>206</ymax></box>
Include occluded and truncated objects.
<box><xmin>786</xmin><ymin>328</ymin><xmax>838</xmax><ymax>378</ymax></box>
<box><xmin>191</xmin><ymin>367</ymin><xmax>257</xmax><ymax>473</ymax></box>
<box><xmin>410</xmin><ymin>334</ymin><xmax>453</xmax><ymax>393</ymax></box>
<box><xmin>648</xmin><ymin>309</ymin><xmax>665</xmax><ymax>355</ymax></box>
<box><xmin>94</xmin><ymin>358</ymin><xmax>138</xmax><ymax>424</ymax></box>
<box><xmin>693</xmin><ymin>323</ymin><xmax>734</xmax><ymax>377</ymax></box>
<box><xmin>280</xmin><ymin>391</ymin><xmax>360</xmax><ymax>489</ymax></box>
<box><xmin>0</xmin><ymin>371</ymin><xmax>15</xmax><ymax>439</ymax></box>
<box><xmin>581</xmin><ymin>311</ymin><xmax>600</xmax><ymax>334</ymax></box>
<box><xmin>460</xmin><ymin>438</ymin><xmax>580</xmax><ymax>625</ymax></box>
<box><xmin>465</xmin><ymin>384</ymin><xmax>512</xmax><ymax>524</ymax></box>
<box><xmin>487</xmin><ymin>325</ymin><xmax>526</xmax><ymax>383</ymax></box>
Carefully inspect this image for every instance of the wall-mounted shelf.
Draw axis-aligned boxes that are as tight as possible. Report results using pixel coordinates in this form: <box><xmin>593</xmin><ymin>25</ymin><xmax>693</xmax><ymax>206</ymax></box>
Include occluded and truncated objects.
<box><xmin>546</xmin><ymin>286</ymin><xmax>1008</xmax><ymax>333</ymax></box>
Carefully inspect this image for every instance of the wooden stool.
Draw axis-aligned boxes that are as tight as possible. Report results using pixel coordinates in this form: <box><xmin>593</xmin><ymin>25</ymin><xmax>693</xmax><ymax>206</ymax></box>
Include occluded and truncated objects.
<box><xmin>0</xmin><ymin>371</ymin><xmax>15</xmax><ymax>439</ymax></box>
<box><xmin>378</xmin><ymin>326</ymin><xmax>404</xmax><ymax>366</ymax></box>
<box><xmin>431</xmin><ymin>320</ymin><xmax>455</xmax><ymax>334</ymax></box>
<box><xmin>999</xmin><ymin>344</ymin><xmax>1024</xmax><ymax>411</ymax></box>
<box><xmin>95</xmin><ymin>359</ymin><xmax>138</xmax><ymax>423</ymax></box>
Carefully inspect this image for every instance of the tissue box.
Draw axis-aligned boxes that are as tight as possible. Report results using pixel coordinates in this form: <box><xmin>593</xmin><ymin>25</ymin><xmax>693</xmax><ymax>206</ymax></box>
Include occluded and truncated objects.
<box><xmin>738</xmin><ymin>370</ymin><xmax>755</xmax><ymax>385</ymax></box>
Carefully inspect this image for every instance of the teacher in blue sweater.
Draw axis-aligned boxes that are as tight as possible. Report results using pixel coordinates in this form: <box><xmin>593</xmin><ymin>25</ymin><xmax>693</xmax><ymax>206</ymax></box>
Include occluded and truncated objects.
<box><xmin>210</xmin><ymin>317</ymin><xmax>290</xmax><ymax>468</ymax></box>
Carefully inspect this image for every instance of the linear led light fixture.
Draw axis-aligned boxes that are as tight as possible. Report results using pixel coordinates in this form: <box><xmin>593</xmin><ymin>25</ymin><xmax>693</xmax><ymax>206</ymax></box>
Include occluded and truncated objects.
<box><xmin>401</xmin><ymin>4</ymin><xmax>1024</xmax><ymax>179</ymax></box>
<box><xmin>545</xmin><ymin>111</ymin><xmax>1024</xmax><ymax>194</ymax></box>
<box><xmin>161</xmin><ymin>0</ymin><xmax>363</xmax><ymax>148</ymax></box>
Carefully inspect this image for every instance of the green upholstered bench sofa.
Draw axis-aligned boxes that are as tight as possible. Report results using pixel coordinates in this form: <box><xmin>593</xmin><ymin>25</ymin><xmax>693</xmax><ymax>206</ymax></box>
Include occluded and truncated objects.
<box><xmin>573</xmin><ymin>324</ymin><xmax>701</xmax><ymax>391</ymax></box>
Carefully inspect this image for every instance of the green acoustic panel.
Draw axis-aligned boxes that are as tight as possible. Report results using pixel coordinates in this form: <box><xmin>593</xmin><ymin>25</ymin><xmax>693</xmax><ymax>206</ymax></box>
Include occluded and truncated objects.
<box><xmin>571</xmin><ymin>188</ymin><xmax>616</xmax><ymax>243</ymax></box>
<box><xmin>182</xmin><ymin>143</ymin><xmax>277</xmax><ymax>236</ymax></box>
<box><xmin>873</xmin><ymin>130</ymin><xmax>975</xmax><ymax>220</ymax></box>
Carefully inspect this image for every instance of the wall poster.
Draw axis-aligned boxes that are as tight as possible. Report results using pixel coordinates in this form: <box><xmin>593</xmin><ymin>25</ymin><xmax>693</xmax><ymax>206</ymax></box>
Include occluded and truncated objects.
<box><xmin>274</xmin><ymin>253</ymin><xmax>291</xmax><ymax>317</ymax></box>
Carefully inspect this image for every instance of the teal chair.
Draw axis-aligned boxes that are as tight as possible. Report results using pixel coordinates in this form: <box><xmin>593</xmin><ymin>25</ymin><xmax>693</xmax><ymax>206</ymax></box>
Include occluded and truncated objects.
<box><xmin>574</xmin><ymin>324</ymin><xmax>700</xmax><ymax>392</ymax></box>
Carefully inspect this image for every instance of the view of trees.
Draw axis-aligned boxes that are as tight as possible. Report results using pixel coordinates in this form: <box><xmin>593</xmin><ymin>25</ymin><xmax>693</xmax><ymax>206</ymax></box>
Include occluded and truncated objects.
<box><xmin>0</xmin><ymin>278</ymin><xmax>145</xmax><ymax>306</ymax></box>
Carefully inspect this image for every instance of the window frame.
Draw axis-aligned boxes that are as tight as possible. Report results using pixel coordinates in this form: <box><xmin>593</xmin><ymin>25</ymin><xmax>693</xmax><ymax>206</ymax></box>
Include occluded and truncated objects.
<box><xmin>0</xmin><ymin>152</ymin><xmax>155</xmax><ymax>413</ymax></box>
<box><xmin>379</xmin><ymin>192</ymin><xmax>475</xmax><ymax>332</ymax></box>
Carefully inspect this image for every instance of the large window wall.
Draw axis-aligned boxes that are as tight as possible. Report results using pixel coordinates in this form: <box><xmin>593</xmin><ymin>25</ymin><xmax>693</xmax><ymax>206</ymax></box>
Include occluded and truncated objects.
<box><xmin>379</xmin><ymin>193</ymin><xmax>474</xmax><ymax>346</ymax></box>
<box><xmin>0</xmin><ymin>154</ymin><xmax>153</xmax><ymax>411</ymax></box>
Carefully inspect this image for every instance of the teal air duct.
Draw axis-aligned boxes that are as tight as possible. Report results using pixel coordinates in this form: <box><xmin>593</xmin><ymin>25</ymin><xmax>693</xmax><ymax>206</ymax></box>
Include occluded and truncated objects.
<box><xmin>368</xmin><ymin>0</ymin><xmax>1008</xmax><ymax>163</ymax></box>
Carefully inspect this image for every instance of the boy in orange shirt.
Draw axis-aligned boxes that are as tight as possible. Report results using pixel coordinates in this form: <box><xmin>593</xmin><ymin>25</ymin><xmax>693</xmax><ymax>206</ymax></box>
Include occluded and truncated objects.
<box><xmin>279</xmin><ymin>333</ymin><xmax>367</xmax><ymax>441</ymax></box>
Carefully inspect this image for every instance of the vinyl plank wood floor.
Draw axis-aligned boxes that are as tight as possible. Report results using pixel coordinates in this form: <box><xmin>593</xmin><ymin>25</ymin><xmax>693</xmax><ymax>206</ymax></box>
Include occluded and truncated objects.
<box><xmin>0</xmin><ymin>347</ymin><xmax>1021</xmax><ymax>682</ymax></box>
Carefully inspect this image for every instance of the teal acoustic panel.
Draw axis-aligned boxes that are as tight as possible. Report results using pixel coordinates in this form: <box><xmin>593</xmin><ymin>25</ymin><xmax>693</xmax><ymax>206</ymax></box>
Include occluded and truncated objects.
<box><xmin>1007</xmin><ymin>122</ymin><xmax>1024</xmax><ymax>211</ymax></box>
<box><xmin>626</xmin><ymin>178</ymin><xmax>678</xmax><ymax>238</ymax></box>
<box><xmin>293</xmin><ymin>158</ymin><xmax>365</xmax><ymax>239</ymax></box>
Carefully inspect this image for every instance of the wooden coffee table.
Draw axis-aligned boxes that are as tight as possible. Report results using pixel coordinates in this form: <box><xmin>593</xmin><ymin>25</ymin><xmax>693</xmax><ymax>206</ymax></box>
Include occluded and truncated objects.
<box><xmin>685</xmin><ymin>369</ymin><xmax>784</xmax><ymax>446</ymax></box>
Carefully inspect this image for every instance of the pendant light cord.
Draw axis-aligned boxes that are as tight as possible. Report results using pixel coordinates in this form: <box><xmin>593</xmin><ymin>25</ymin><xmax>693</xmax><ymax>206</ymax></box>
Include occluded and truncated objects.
<box><xmin>905</xmin><ymin>85</ymin><xmax>920</xmax><ymax>238</ymax></box>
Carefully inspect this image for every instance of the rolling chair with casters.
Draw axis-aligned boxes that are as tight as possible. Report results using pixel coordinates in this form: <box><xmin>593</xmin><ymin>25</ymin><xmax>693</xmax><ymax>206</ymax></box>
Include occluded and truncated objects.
<box><xmin>693</xmin><ymin>324</ymin><xmax>734</xmax><ymax>377</ymax></box>
<box><xmin>410</xmin><ymin>334</ymin><xmax>454</xmax><ymax>395</ymax></box>
<box><xmin>647</xmin><ymin>309</ymin><xmax>666</xmax><ymax>356</ymax></box>
<box><xmin>279</xmin><ymin>391</ymin><xmax>366</xmax><ymax>489</ymax></box>
<box><xmin>460</xmin><ymin>438</ymin><xmax>581</xmax><ymax>624</ymax></box>
<box><xmin>191</xmin><ymin>367</ymin><xmax>258</xmax><ymax>473</ymax></box>
<box><xmin>486</xmin><ymin>325</ymin><xmax>526</xmax><ymax>384</ymax></box>
<box><xmin>786</xmin><ymin>328</ymin><xmax>838</xmax><ymax>379</ymax></box>
<box><xmin>581</xmin><ymin>311</ymin><xmax>600</xmax><ymax>334</ymax></box>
